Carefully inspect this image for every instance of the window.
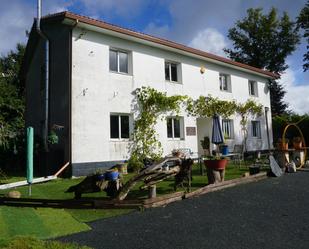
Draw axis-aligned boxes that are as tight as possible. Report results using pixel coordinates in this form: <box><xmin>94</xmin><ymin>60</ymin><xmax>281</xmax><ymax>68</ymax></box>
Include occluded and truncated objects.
<box><xmin>167</xmin><ymin>117</ymin><xmax>184</xmax><ymax>139</ymax></box>
<box><xmin>222</xmin><ymin>119</ymin><xmax>234</xmax><ymax>139</ymax></box>
<box><xmin>219</xmin><ymin>74</ymin><xmax>231</xmax><ymax>92</ymax></box>
<box><xmin>251</xmin><ymin>121</ymin><xmax>261</xmax><ymax>138</ymax></box>
<box><xmin>165</xmin><ymin>61</ymin><xmax>178</xmax><ymax>82</ymax></box>
<box><xmin>248</xmin><ymin>80</ymin><xmax>258</xmax><ymax>96</ymax></box>
<box><xmin>110</xmin><ymin>114</ymin><xmax>130</xmax><ymax>139</ymax></box>
<box><xmin>109</xmin><ymin>49</ymin><xmax>128</xmax><ymax>74</ymax></box>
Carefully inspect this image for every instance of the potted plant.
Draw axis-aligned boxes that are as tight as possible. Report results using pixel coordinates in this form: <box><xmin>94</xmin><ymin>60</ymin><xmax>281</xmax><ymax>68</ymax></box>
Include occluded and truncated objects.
<box><xmin>292</xmin><ymin>137</ymin><xmax>302</xmax><ymax>149</ymax></box>
<box><xmin>186</xmin><ymin>95</ymin><xmax>237</xmax><ymax>183</ymax></box>
<box><xmin>277</xmin><ymin>138</ymin><xmax>289</xmax><ymax>150</ymax></box>
<box><xmin>200</xmin><ymin>136</ymin><xmax>210</xmax><ymax>156</ymax></box>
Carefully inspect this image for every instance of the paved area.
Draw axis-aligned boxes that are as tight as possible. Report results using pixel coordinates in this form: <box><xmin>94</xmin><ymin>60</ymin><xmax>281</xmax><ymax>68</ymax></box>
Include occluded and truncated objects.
<box><xmin>60</xmin><ymin>172</ymin><xmax>309</xmax><ymax>249</ymax></box>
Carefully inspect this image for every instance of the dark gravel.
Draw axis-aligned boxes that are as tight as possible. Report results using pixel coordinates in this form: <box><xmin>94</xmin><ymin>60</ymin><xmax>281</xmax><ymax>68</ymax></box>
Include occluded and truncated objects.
<box><xmin>59</xmin><ymin>172</ymin><xmax>309</xmax><ymax>249</ymax></box>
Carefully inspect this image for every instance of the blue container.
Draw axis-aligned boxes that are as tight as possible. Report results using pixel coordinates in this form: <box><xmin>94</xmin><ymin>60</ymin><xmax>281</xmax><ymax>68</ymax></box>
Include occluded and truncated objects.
<box><xmin>105</xmin><ymin>171</ymin><xmax>119</xmax><ymax>181</ymax></box>
<box><xmin>221</xmin><ymin>145</ymin><xmax>229</xmax><ymax>155</ymax></box>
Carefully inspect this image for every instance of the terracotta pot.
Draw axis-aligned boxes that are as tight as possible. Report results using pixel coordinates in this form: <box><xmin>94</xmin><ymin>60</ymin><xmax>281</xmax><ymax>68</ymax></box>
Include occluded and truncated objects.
<box><xmin>277</xmin><ymin>142</ymin><xmax>288</xmax><ymax>150</ymax></box>
<box><xmin>204</xmin><ymin>159</ymin><xmax>228</xmax><ymax>170</ymax></box>
<box><xmin>293</xmin><ymin>142</ymin><xmax>302</xmax><ymax>149</ymax></box>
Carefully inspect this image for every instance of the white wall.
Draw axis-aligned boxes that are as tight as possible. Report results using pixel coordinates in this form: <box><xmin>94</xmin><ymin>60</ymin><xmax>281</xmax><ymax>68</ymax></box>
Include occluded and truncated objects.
<box><xmin>71</xmin><ymin>27</ymin><xmax>272</xmax><ymax>164</ymax></box>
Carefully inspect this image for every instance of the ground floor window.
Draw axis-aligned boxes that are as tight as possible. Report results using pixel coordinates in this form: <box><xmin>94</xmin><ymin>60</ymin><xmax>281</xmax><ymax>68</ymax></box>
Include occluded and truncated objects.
<box><xmin>110</xmin><ymin>114</ymin><xmax>130</xmax><ymax>139</ymax></box>
<box><xmin>222</xmin><ymin>119</ymin><xmax>234</xmax><ymax>139</ymax></box>
<box><xmin>167</xmin><ymin>117</ymin><xmax>184</xmax><ymax>139</ymax></box>
<box><xmin>251</xmin><ymin>120</ymin><xmax>261</xmax><ymax>138</ymax></box>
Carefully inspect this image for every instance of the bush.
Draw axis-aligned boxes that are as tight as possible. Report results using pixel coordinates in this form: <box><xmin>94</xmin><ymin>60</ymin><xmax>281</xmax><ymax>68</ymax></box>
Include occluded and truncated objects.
<box><xmin>127</xmin><ymin>155</ymin><xmax>144</xmax><ymax>173</ymax></box>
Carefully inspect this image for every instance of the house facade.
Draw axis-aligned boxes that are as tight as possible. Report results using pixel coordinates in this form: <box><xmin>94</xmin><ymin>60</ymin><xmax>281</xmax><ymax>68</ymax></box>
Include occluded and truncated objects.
<box><xmin>23</xmin><ymin>12</ymin><xmax>276</xmax><ymax>176</ymax></box>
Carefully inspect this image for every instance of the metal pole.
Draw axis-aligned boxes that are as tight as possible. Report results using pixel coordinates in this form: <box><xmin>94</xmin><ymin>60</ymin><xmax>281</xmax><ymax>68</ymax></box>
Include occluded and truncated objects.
<box><xmin>265</xmin><ymin>107</ymin><xmax>271</xmax><ymax>151</ymax></box>
<box><xmin>27</xmin><ymin>127</ymin><xmax>34</xmax><ymax>196</ymax></box>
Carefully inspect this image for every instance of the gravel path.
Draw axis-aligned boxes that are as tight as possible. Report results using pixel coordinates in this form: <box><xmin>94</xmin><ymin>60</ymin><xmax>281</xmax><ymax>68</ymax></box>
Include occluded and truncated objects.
<box><xmin>59</xmin><ymin>172</ymin><xmax>309</xmax><ymax>249</ymax></box>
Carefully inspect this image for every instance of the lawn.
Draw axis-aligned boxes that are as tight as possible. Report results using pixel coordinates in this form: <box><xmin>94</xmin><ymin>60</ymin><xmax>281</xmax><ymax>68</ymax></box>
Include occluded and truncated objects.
<box><xmin>0</xmin><ymin>163</ymin><xmax>255</xmax><ymax>247</ymax></box>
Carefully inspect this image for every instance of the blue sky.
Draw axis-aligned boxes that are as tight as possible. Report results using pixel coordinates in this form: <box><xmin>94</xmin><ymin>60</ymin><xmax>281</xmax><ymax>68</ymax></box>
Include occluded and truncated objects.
<box><xmin>1</xmin><ymin>0</ymin><xmax>308</xmax><ymax>113</ymax></box>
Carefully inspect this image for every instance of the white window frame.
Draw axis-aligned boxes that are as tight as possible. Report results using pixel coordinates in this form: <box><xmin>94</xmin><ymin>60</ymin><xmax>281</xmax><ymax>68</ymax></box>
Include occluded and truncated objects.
<box><xmin>219</xmin><ymin>74</ymin><xmax>231</xmax><ymax>92</ymax></box>
<box><xmin>248</xmin><ymin>80</ymin><xmax>258</xmax><ymax>97</ymax></box>
<box><xmin>165</xmin><ymin>61</ymin><xmax>180</xmax><ymax>83</ymax></box>
<box><xmin>110</xmin><ymin>114</ymin><xmax>131</xmax><ymax>140</ymax></box>
<box><xmin>222</xmin><ymin>119</ymin><xmax>234</xmax><ymax>139</ymax></box>
<box><xmin>251</xmin><ymin>120</ymin><xmax>261</xmax><ymax>138</ymax></box>
<box><xmin>167</xmin><ymin>117</ymin><xmax>184</xmax><ymax>140</ymax></box>
<box><xmin>109</xmin><ymin>49</ymin><xmax>129</xmax><ymax>74</ymax></box>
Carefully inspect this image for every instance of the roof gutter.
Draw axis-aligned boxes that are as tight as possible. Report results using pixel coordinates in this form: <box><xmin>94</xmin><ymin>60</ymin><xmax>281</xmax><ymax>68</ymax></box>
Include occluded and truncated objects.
<box><xmin>36</xmin><ymin>0</ymin><xmax>50</xmax><ymax>152</ymax></box>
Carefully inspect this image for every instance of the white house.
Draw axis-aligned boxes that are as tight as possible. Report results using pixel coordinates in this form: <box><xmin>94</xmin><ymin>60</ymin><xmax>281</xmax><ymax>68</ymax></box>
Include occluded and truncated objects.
<box><xmin>23</xmin><ymin>12</ymin><xmax>277</xmax><ymax>176</ymax></box>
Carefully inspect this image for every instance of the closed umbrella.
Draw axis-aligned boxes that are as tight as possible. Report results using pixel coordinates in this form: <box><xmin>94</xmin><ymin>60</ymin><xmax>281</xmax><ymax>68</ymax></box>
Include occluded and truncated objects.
<box><xmin>211</xmin><ymin>114</ymin><xmax>224</xmax><ymax>155</ymax></box>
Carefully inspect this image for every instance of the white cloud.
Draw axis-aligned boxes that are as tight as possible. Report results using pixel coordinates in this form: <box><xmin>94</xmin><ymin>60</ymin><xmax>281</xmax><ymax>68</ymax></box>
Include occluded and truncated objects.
<box><xmin>189</xmin><ymin>28</ymin><xmax>227</xmax><ymax>57</ymax></box>
<box><xmin>144</xmin><ymin>22</ymin><xmax>170</xmax><ymax>39</ymax></box>
<box><xmin>280</xmin><ymin>68</ymin><xmax>309</xmax><ymax>115</ymax></box>
<box><xmin>0</xmin><ymin>0</ymin><xmax>72</xmax><ymax>55</ymax></box>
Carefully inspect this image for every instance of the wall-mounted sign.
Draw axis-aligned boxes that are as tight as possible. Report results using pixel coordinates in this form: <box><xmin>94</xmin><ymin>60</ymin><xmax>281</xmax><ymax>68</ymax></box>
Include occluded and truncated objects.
<box><xmin>186</xmin><ymin>127</ymin><xmax>196</xmax><ymax>136</ymax></box>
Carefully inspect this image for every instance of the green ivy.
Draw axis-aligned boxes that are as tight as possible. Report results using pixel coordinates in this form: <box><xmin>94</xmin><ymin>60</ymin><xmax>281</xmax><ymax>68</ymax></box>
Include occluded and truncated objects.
<box><xmin>130</xmin><ymin>87</ymin><xmax>187</xmax><ymax>165</ymax></box>
<box><xmin>186</xmin><ymin>95</ymin><xmax>237</xmax><ymax>118</ymax></box>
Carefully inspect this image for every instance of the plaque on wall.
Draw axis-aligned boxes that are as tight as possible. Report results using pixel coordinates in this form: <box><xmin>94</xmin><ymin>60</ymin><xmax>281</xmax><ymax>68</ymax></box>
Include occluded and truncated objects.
<box><xmin>186</xmin><ymin>127</ymin><xmax>196</xmax><ymax>136</ymax></box>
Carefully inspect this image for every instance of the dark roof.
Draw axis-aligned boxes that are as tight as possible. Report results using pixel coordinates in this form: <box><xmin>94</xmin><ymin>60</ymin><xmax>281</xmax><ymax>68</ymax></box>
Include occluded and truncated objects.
<box><xmin>41</xmin><ymin>11</ymin><xmax>278</xmax><ymax>79</ymax></box>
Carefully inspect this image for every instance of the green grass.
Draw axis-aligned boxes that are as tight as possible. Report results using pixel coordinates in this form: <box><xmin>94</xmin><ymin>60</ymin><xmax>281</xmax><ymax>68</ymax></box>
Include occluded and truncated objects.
<box><xmin>0</xmin><ymin>236</ymin><xmax>91</xmax><ymax>249</ymax></box>
<box><xmin>0</xmin><ymin>162</ymin><xmax>255</xmax><ymax>246</ymax></box>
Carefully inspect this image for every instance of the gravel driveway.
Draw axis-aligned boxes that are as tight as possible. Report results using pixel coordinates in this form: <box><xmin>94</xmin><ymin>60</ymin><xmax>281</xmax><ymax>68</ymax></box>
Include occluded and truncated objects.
<box><xmin>59</xmin><ymin>172</ymin><xmax>309</xmax><ymax>249</ymax></box>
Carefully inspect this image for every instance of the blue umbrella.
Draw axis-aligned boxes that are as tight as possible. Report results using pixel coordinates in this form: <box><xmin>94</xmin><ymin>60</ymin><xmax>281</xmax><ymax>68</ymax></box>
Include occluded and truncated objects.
<box><xmin>212</xmin><ymin>114</ymin><xmax>224</xmax><ymax>154</ymax></box>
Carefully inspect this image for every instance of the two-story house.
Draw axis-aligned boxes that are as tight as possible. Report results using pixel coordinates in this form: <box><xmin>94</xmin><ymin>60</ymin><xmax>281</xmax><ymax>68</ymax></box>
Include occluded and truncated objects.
<box><xmin>22</xmin><ymin>12</ymin><xmax>277</xmax><ymax>176</ymax></box>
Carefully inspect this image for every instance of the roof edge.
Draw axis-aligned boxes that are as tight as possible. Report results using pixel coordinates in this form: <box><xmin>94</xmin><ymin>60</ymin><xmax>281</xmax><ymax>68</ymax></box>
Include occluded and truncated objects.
<box><xmin>42</xmin><ymin>11</ymin><xmax>279</xmax><ymax>79</ymax></box>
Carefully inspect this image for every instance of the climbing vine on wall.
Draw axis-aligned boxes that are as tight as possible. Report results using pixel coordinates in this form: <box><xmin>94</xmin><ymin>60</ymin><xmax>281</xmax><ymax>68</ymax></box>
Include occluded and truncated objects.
<box><xmin>130</xmin><ymin>87</ymin><xmax>187</xmax><ymax>165</ymax></box>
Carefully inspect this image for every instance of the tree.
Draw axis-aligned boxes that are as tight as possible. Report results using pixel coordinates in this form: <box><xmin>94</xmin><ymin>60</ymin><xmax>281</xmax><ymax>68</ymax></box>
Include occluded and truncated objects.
<box><xmin>0</xmin><ymin>44</ymin><xmax>25</xmax><ymax>151</ymax></box>
<box><xmin>224</xmin><ymin>8</ymin><xmax>300</xmax><ymax>115</ymax></box>
<box><xmin>297</xmin><ymin>0</ymin><xmax>309</xmax><ymax>71</ymax></box>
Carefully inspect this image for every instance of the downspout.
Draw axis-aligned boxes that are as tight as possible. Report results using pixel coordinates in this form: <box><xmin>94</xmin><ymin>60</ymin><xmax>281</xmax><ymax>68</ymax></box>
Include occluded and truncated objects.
<box><xmin>36</xmin><ymin>0</ymin><xmax>49</xmax><ymax>152</ymax></box>
<box><xmin>265</xmin><ymin>106</ymin><xmax>271</xmax><ymax>151</ymax></box>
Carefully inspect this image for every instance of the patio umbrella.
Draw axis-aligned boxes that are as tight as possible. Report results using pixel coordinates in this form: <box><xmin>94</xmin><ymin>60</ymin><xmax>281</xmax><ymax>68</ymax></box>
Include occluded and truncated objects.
<box><xmin>211</xmin><ymin>114</ymin><xmax>224</xmax><ymax>154</ymax></box>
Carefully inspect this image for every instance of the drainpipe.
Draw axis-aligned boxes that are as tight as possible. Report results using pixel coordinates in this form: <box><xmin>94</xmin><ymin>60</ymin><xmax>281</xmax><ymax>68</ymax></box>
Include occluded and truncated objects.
<box><xmin>36</xmin><ymin>0</ymin><xmax>49</xmax><ymax>152</ymax></box>
<box><xmin>265</xmin><ymin>106</ymin><xmax>271</xmax><ymax>151</ymax></box>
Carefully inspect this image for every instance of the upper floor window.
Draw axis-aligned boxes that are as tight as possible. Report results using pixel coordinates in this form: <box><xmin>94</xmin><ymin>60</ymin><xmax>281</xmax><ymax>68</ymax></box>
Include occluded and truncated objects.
<box><xmin>219</xmin><ymin>74</ymin><xmax>231</xmax><ymax>92</ymax></box>
<box><xmin>165</xmin><ymin>61</ymin><xmax>179</xmax><ymax>82</ymax></box>
<box><xmin>167</xmin><ymin>117</ymin><xmax>184</xmax><ymax>139</ymax></box>
<box><xmin>251</xmin><ymin>120</ymin><xmax>261</xmax><ymax>138</ymax></box>
<box><xmin>110</xmin><ymin>114</ymin><xmax>130</xmax><ymax>139</ymax></box>
<box><xmin>248</xmin><ymin>80</ymin><xmax>258</xmax><ymax>96</ymax></box>
<box><xmin>222</xmin><ymin>119</ymin><xmax>234</xmax><ymax>139</ymax></box>
<box><xmin>109</xmin><ymin>49</ymin><xmax>128</xmax><ymax>74</ymax></box>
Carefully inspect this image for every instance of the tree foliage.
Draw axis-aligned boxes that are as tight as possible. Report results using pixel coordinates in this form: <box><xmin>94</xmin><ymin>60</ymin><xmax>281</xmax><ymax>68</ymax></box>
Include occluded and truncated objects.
<box><xmin>224</xmin><ymin>8</ymin><xmax>300</xmax><ymax>115</ymax></box>
<box><xmin>297</xmin><ymin>0</ymin><xmax>309</xmax><ymax>71</ymax></box>
<box><xmin>0</xmin><ymin>44</ymin><xmax>25</xmax><ymax>150</ymax></box>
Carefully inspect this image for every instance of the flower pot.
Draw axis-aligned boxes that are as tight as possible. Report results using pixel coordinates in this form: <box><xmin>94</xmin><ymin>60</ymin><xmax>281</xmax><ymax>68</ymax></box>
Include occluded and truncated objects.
<box><xmin>221</xmin><ymin>145</ymin><xmax>229</xmax><ymax>156</ymax></box>
<box><xmin>249</xmin><ymin>165</ymin><xmax>260</xmax><ymax>175</ymax></box>
<box><xmin>293</xmin><ymin>142</ymin><xmax>302</xmax><ymax>150</ymax></box>
<box><xmin>277</xmin><ymin>142</ymin><xmax>288</xmax><ymax>150</ymax></box>
<box><xmin>204</xmin><ymin>159</ymin><xmax>228</xmax><ymax>170</ymax></box>
<box><xmin>105</xmin><ymin>171</ymin><xmax>119</xmax><ymax>181</ymax></box>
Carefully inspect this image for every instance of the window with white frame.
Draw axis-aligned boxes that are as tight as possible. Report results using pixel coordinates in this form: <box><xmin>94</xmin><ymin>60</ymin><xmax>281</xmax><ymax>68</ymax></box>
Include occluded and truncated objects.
<box><xmin>109</xmin><ymin>49</ymin><xmax>128</xmax><ymax>74</ymax></box>
<box><xmin>248</xmin><ymin>80</ymin><xmax>258</xmax><ymax>96</ymax></box>
<box><xmin>167</xmin><ymin>117</ymin><xmax>184</xmax><ymax>139</ymax></box>
<box><xmin>165</xmin><ymin>61</ymin><xmax>179</xmax><ymax>82</ymax></box>
<box><xmin>222</xmin><ymin>119</ymin><xmax>234</xmax><ymax>139</ymax></box>
<box><xmin>219</xmin><ymin>74</ymin><xmax>231</xmax><ymax>92</ymax></box>
<box><xmin>251</xmin><ymin>120</ymin><xmax>261</xmax><ymax>138</ymax></box>
<box><xmin>110</xmin><ymin>114</ymin><xmax>130</xmax><ymax>139</ymax></box>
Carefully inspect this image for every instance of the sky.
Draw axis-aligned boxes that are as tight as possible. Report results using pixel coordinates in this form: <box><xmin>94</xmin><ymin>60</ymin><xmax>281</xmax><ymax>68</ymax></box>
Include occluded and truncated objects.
<box><xmin>1</xmin><ymin>0</ymin><xmax>308</xmax><ymax>114</ymax></box>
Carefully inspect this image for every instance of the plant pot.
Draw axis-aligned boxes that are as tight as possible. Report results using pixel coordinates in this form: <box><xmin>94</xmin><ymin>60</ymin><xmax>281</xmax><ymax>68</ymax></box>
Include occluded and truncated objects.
<box><xmin>277</xmin><ymin>142</ymin><xmax>288</xmax><ymax>150</ymax></box>
<box><xmin>249</xmin><ymin>165</ymin><xmax>260</xmax><ymax>175</ymax></box>
<box><xmin>204</xmin><ymin>159</ymin><xmax>228</xmax><ymax>170</ymax></box>
<box><xmin>221</xmin><ymin>145</ymin><xmax>229</xmax><ymax>156</ymax></box>
<box><xmin>293</xmin><ymin>142</ymin><xmax>302</xmax><ymax>150</ymax></box>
